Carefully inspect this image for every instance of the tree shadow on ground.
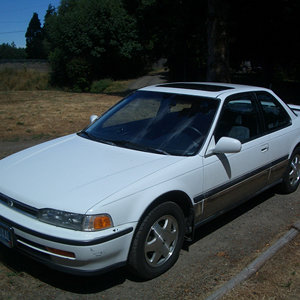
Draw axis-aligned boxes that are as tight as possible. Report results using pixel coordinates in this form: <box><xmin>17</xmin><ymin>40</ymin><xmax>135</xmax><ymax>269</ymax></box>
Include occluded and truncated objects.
<box><xmin>0</xmin><ymin>189</ymin><xmax>275</xmax><ymax>294</ymax></box>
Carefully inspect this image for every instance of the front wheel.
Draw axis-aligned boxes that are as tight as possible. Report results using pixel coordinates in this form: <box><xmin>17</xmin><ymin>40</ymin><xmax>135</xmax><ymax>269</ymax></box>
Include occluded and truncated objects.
<box><xmin>278</xmin><ymin>147</ymin><xmax>300</xmax><ymax>194</ymax></box>
<box><xmin>128</xmin><ymin>202</ymin><xmax>185</xmax><ymax>279</ymax></box>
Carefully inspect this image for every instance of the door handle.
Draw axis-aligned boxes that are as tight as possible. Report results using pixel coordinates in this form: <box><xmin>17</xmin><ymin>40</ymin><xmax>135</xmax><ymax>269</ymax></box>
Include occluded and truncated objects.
<box><xmin>261</xmin><ymin>144</ymin><xmax>269</xmax><ymax>152</ymax></box>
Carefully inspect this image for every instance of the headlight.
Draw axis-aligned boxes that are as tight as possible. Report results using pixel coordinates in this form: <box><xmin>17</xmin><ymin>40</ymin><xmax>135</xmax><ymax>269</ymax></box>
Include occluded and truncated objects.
<box><xmin>38</xmin><ymin>208</ymin><xmax>113</xmax><ymax>231</ymax></box>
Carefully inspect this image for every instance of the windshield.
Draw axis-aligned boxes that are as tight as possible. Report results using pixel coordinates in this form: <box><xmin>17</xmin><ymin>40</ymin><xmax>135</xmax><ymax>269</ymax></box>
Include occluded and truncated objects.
<box><xmin>80</xmin><ymin>91</ymin><xmax>219</xmax><ymax>156</ymax></box>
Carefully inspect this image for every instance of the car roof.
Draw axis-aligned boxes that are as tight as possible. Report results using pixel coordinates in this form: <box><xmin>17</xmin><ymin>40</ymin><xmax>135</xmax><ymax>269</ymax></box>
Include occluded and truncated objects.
<box><xmin>139</xmin><ymin>82</ymin><xmax>267</xmax><ymax>98</ymax></box>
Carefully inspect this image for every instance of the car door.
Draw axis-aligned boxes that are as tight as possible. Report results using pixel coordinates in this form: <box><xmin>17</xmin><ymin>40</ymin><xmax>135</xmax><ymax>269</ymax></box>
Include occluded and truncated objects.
<box><xmin>255</xmin><ymin>91</ymin><xmax>293</xmax><ymax>183</ymax></box>
<box><xmin>195</xmin><ymin>92</ymin><xmax>270</xmax><ymax>223</ymax></box>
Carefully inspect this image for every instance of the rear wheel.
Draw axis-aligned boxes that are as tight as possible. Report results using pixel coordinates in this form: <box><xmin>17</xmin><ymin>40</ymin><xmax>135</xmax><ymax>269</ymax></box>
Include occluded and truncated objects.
<box><xmin>278</xmin><ymin>147</ymin><xmax>300</xmax><ymax>193</ymax></box>
<box><xmin>128</xmin><ymin>202</ymin><xmax>185</xmax><ymax>279</ymax></box>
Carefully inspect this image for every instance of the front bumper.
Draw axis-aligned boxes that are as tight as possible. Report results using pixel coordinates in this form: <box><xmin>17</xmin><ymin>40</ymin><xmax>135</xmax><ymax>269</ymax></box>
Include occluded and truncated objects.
<box><xmin>0</xmin><ymin>203</ymin><xmax>135</xmax><ymax>275</ymax></box>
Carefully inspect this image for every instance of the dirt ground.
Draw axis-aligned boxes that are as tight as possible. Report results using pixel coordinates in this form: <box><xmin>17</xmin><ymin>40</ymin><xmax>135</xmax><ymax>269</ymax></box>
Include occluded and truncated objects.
<box><xmin>223</xmin><ymin>233</ymin><xmax>300</xmax><ymax>299</ymax></box>
<box><xmin>0</xmin><ymin>90</ymin><xmax>122</xmax><ymax>143</ymax></box>
<box><xmin>0</xmin><ymin>91</ymin><xmax>299</xmax><ymax>299</ymax></box>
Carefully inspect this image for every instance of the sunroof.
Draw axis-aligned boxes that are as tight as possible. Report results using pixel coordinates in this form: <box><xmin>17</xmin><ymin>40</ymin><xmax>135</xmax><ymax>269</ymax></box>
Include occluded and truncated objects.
<box><xmin>159</xmin><ymin>83</ymin><xmax>233</xmax><ymax>92</ymax></box>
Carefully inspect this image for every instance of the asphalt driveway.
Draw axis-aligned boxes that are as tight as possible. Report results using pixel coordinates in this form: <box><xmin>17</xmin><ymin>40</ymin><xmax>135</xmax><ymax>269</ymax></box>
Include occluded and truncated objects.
<box><xmin>0</xmin><ymin>141</ymin><xmax>299</xmax><ymax>299</ymax></box>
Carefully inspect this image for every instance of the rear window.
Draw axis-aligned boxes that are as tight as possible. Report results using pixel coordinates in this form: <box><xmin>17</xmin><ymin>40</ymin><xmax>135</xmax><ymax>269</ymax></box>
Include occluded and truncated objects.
<box><xmin>256</xmin><ymin>92</ymin><xmax>291</xmax><ymax>132</ymax></box>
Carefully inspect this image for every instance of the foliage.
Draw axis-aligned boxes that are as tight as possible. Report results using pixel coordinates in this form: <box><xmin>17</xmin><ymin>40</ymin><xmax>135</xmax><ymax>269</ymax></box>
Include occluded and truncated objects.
<box><xmin>48</xmin><ymin>48</ymin><xmax>65</xmax><ymax>86</ymax></box>
<box><xmin>44</xmin><ymin>0</ymin><xmax>144</xmax><ymax>90</ymax></box>
<box><xmin>66</xmin><ymin>57</ymin><xmax>91</xmax><ymax>92</ymax></box>
<box><xmin>0</xmin><ymin>43</ymin><xmax>26</xmax><ymax>59</ymax></box>
<box><xmin>126</xmin><ymin>0</ymin><xmax>300</xmax><ymax>83</ymax></box>
<box><xmin>124</xmin><ymin>0</ymin><xmax>207</xmax><ymax>81</ymax></box>
<box><xmin>228</xmin><ymin>0</ymin><xmax>300</xmax><ymax>84</ymax></box>
<box><xmin>90</xmin><ymin>79</ymin><xmax>113</xmax><ymax>93</ymax></box>
<box><xmin>90</xmin><ymin>78</ymin><xmax>131</xmax><ymax>93</ymax></box>
<box><xmin>38</xmin><ymin>0</ymin><xmax>300</xmax><ymax>88</ymax></box>
<box><xmin>206</xmin><ymin>0</ymin><xmax>231</xmax><ymax>82</ymax></box>
<box><xmin>42</xmin><ymin>4</ymin><xmax>57</xmax><ymax>58</ymax></box>
<box><xmin>25</xmin><ymin>13</ymin><xmax>45</xmax><ymax>59</ymax></box>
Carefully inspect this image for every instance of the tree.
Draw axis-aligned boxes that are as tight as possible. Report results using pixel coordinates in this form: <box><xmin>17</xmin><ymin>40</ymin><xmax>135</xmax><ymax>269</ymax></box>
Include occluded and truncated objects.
<box><xmin>45</xmin><ymin>0</ymin><xmax>143</xmax><ymax>89</ymax></box>
<box><xmin>25</xmin><ymin>13</ymin><xmax>45</xmax><ymax>59</ymax></box>
<box><xmin>206</xmin><ymin>0</ymin><xmax>230</xmax><ymax>82</ymax></box>
<box><xmin>229</xmin><ymin>0</ymin><xmax>300</xmax><ymax>85</ymax></box>
<box><xmin>42</xmin><ymin>4</ymin><xmax>57</xmax><ymax>57</ymax></box>
<box><xmin>124</xmin><ymin>0</ymin><xmax>208</xmax><ymax>81</ymax></box>
<box><xmin>43</xmin><ymin>0</ymin><xmax>300</xmax><ymax>88</ymax></box>
<box><xmin>0</xmin><ymin>42</ymin><xmax>26</xmax><ymax>59</ymax></box>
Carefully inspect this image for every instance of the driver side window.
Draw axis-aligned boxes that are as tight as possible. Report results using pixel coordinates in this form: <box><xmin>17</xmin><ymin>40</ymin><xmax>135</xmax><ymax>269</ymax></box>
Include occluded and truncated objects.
<box><xmin>215</xmin><ymin>93</ymin><xmax>259</xmax><ymax>143</ymax></box>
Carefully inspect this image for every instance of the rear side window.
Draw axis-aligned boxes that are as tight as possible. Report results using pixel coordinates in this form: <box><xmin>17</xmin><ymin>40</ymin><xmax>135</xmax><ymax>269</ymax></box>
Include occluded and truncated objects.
<box><xmin>256</xmin><ymin>92</ymin><xmax>291</xmax><ymax>132</ymax></box>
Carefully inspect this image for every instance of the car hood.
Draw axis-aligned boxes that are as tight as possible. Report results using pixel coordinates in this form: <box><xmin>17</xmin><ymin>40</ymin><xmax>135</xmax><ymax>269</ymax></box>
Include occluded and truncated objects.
<box><xmin>0</xmin><ymin>134</ymin><xmax>184</xmax><ymax>213</ymax></box>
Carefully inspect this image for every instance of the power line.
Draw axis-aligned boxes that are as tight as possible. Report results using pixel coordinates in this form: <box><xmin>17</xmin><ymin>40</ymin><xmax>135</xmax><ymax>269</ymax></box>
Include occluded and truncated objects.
<box><xmin>0</xmin><ymin>31</ymin><xmax>26</xmax><ymax>35</ymax></box>
<box><xmin>0</xmin><ymin>21</ymin><xmax>27</xmax><ymax>24</ymax></box>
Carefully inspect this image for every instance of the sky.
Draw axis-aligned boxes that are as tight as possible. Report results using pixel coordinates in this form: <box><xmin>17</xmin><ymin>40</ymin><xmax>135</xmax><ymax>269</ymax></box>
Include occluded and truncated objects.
<box><xmin>0</xmin><ymin>0</ymin><xmax>61</xmax><ymax>48</ymax></box>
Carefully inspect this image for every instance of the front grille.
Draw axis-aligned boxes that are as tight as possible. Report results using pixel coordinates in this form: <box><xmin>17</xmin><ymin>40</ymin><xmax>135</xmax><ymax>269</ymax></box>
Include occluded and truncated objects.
<box><xmin>0</xmin><ymin>192</ymin><xmax>38</xmax><ymax>217</ymax></box>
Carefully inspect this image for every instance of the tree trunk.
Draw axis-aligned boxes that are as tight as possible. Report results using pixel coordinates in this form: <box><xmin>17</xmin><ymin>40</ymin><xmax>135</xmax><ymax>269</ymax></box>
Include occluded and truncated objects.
<box><xmin>206</xmin><ymin>0</ymin><xmax>231</xmax><ymax>82</ymax></box>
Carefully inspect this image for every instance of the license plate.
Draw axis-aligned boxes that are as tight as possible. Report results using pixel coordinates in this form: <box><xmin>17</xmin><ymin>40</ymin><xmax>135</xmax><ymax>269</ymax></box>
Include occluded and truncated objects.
<box><xmin>0</xmin><ymin>221</ymin><xmax>14</xmax><ymax>248</ymax></box>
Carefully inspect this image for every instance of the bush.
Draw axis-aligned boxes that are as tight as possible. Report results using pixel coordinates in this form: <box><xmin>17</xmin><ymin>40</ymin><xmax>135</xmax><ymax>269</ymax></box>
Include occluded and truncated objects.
<box><xmin>66</xmin><ymin>57</ymin><xmax>91</xmax><ymax>92</ymax></box>
<box><xmin>90</xmin><ymin>79</ymin><xmax>113</xmax><ymax>93</ymax></box>
<box><xmin>45</xmin><ymin>0</ymin><xmax>144</xmax><ymax>88</ymax></box>
<box><xmin>48</xmin><ymin>48</ymin><xmax>66</xmax><ymax>87</ymax></box>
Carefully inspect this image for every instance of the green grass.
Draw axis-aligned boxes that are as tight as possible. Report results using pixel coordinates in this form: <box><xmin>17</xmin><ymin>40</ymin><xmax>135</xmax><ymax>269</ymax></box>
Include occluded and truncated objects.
<box><xmin>90</xmin><ymin>78</ymin><xmax>130</xmax><ymax>94</ymax></box>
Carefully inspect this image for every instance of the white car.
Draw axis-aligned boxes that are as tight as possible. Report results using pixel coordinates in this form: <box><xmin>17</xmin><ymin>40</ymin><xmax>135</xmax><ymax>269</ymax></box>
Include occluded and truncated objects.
<box><xmin>1</xmin><ymin>82</ymin><xmax>300</xmax><ymax>279</ymax></box>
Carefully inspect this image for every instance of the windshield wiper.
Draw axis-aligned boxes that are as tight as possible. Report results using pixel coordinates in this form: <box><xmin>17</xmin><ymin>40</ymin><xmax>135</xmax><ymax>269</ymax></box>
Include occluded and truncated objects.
<box><xmin>145</xmin><ymin>147</ymin><xmax>170</xmax><ymax>155</ymax></box>
<box><xmin>110</xmin><ymin>140</ymin><xmax>170</xmax><ymax>155</ymax></box>
<box><xmin>79</xmin><ymin>133</ymin><xmax>170</xmax><ymax>154</ymax></box>
<box><xmin>78</xmin><ymin>130</ymin><xmax>95</xmax><ymax>140</ymax></box>
<box><xmin>78</xmin><ymin>131</ymin><xmax>116</xmax><ymax>146</ymax></box>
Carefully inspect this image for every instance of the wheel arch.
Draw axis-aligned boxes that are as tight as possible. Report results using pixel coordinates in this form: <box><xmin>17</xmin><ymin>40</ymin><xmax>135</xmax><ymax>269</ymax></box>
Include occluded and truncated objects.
<box><xmin>293</xmin><ymin>142</ymin><xmax>300</xmax><ymax>153</ymax></box>
<box><xmin>286</xmin><ymin>142</ymin><xmax>300</xmax><ymax>161</ymax></box>
<box><xmin>278</xmin><ymin>143</ymin><xmax>300</xmax><ymax>194</ymax></box>
<box><xmin>134</xmin><ymin>190</ymin><xmax>194</xmax><ymax>238</ymax></box>
<box><xmin>127</xmin><ymin>193</ymin><xmax>191</xmax><ymax>279</ymax></box>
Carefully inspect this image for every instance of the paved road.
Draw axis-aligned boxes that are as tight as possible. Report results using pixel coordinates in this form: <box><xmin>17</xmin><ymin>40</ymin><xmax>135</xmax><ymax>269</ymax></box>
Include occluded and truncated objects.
<box><xmin>0</xmin><ymin>141</ymin><xmax>299</xmax><ymax>299</ymax></box>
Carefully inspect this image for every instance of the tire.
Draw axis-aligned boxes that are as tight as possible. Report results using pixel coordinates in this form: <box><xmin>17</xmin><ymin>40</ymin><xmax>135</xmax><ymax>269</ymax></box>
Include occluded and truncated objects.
<box><xmin>128</xmin><ymin>201</ymin><xmax>185</xmax><ymax>279</ymax></box>
<box><xmin>278</xmin><ymin>147</ymin><xmax>300</xmax><ymax>194</ymax></box>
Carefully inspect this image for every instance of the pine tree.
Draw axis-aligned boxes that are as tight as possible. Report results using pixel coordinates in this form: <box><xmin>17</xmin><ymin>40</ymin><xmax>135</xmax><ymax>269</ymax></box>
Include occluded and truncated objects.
<box><xmin>25</xmin><ymin>13</ymin><xmax>45</xmax><ymax>59</ymax></box>
<box><xmin>43</xmin><ymin>4</ymin><xmax>57</xmax><ymax>57</ymax></box>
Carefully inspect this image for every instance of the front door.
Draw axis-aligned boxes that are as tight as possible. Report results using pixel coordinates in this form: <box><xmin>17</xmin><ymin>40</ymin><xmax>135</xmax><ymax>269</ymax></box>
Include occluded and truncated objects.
<box><xmin>196</xmin><ymin>92</ymin><xmax>270</xmax><ymax>223</ymax></box>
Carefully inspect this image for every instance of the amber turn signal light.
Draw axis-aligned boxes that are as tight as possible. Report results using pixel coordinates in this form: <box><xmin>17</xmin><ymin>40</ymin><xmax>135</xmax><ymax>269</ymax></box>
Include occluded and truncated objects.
<box><xmin>46</xmin><ymin>247</ymin><xmax>75</xmax><ymax>258</ymax></box>
<box><xmin>93</xmin><ymin>215</ymin><xmax>112</xmax><ymax>230</ymax></box>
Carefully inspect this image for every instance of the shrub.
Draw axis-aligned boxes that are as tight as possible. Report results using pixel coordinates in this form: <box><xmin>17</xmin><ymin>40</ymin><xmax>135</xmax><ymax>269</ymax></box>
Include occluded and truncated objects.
<box><xmin>66</xmin><ymin>57</ymin><xmax>91</xmax><ymax>92</ymax></box>
<box><xmin>90</xmin><ymin>79</ymin><xmax>113</xmax><ymax>93</ymax></box>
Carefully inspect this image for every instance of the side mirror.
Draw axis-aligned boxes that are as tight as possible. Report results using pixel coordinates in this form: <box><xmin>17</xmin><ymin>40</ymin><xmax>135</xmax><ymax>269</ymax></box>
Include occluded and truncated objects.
<box><xmin>90</xmin><ymin>115</ymin><xmax>98</xmax><ymax>124</ymax></box>
<box><xmin>213</xmin><ymin>137</ymin><xmax>242</xmax><ymax>154</ymax></box>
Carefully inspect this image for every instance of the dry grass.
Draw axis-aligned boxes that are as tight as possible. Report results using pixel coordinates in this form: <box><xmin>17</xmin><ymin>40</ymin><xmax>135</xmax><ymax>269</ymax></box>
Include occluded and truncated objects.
<box><xmin>0</xmin><ymin>68</ymin><xmax>50</xmax><ymax>91</ymax></box>
<box><xmin>0</xmin><ymin>90</ymin><xmax>121</xmax><ymax>141</ymax></box>
<box><xmin>223</xmin><ymin>233</ymin><xmax>300</xmax><ymax>300</ymax></box>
